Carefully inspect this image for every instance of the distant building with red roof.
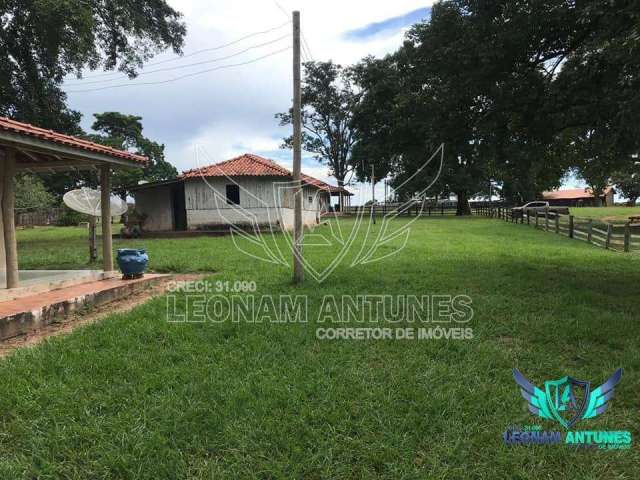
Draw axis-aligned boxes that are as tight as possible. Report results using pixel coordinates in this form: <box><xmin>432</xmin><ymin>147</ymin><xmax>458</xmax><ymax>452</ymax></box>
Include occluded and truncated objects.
<box><xmin>130</xmin><ymin>153</ymin><xmax>351</xmax><ymax>231</ymax></box>
<box><xmin>541</xmin><ymin>187</ymin><xmax>615</xmax><ymax>207</ymax></box>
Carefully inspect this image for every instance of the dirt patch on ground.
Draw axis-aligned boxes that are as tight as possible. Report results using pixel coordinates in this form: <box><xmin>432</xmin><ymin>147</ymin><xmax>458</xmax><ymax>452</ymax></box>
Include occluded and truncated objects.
<box><xmin>0</xmin><ymin>273</ymin><xmax>213</xmax><ymax>359</ymax></box>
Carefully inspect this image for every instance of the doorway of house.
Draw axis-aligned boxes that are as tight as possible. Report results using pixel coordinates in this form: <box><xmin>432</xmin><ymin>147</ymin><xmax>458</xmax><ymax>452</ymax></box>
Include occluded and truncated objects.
<box><xmin>171</xmin><ymin>183</ymin><xmax>187</xmax><ymax>231</ymax></box>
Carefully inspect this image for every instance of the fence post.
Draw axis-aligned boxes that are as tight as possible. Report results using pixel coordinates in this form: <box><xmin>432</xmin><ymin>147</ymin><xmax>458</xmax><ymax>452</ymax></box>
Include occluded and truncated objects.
<box><xmin>587</xmin><ymin>219</ymin><xmax>593</xmax><ymax>243</ymax></box>
<box><xmin>568</xmin><ymin>215</ymin><xmax>574</xmax><ymax>238</ymax></box>
<box><xmin>555</xmin><ymin>214</ymin><xmax>559</xmax><ymax>234</ymax></box>
<box><xmin>527</xmin><ymin>210</ymin><xmax>530</xmax><ymax>225</ymax></box>
<box><xmin>624</xmin><ymin>224</ymin><xmax>631</xmax><ymax>252</ymax></box>
<box><xmin>606</xmin><ymin>224</ymin><xmax>613</xmax><ymax>249</ymax></box>
<box><xmin>535</xmin><ymin>210</ymin><xmax>539</xmax><ymax>228</ymax></box>
<box><xmin>544</xmin><ymin>209</ymin><xmax>549</xmax><ymax>231</ymax></box>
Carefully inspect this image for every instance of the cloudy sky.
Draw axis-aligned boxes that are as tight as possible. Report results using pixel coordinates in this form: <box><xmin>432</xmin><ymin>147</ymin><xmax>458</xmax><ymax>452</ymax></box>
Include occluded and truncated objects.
<box><xmin>62</xmin><ymin>1</ymin><xmax>433</xmax><ymax>201</ymax></box>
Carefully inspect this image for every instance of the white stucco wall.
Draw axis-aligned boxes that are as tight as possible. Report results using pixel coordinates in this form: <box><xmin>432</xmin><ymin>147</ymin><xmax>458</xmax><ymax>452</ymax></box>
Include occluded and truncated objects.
<box><xmin>133</xmin><ymin>185</ymin><xmax>174</xmax><ymax>231</ymax></box>
<box><xmin>184</xmin><ymin>177</ymin><xmax>329</xmax><ymax>231</ymax></box>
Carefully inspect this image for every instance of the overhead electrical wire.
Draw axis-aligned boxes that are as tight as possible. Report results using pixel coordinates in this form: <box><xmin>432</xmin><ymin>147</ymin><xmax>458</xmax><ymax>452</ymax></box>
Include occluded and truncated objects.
<box><xmin>65</xmin><ymin>34</ymin><xmax>290</xmax><ymax>87</ymax></box>
<box><xmin>66</xmin><ymin>46</ymin><xmax>291</xmax><ymax>93</ymax></box>
<box><xmin>65</xmin><ymin>20</ymin><xmax>291</xmax><ymax>82</ymax></box>
<box><xmin>271</xmin><ymin>1</ymin><xmax>314</xmax><ymax>62</ymax></box>
<box><xmin>301</xmin><ymin>33</ymin><xmax>314</xmax><ymax>62</ymax></box>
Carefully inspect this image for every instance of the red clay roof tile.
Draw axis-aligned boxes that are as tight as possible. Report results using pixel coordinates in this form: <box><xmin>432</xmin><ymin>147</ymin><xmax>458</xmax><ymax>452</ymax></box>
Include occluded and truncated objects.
<box><xmin>0</xmin><ymin>117</ymin><xmax>147</xmax><ymax>164</ymax></box>
<box><xmin>182</xmin><ymin>153</ymin><xmax>290</xmax><ymax>178</ymax></box>
<box><xmin>542</xmin><ymin>187</ymin><xmax>614</xmax><ymax>200</ymax></box>
<box><xmin>181</xmin><ymin>153</ymin><xmax>351</xmax><ymax>194</ymax></box>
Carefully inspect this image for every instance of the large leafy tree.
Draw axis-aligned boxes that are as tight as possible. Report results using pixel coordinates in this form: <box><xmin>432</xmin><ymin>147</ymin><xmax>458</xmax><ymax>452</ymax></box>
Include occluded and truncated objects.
<box><xmin>42</xmin><ymin>112</ymin><xmax>178</xmax><ymax>199</ymax></box>
<box><xmin>350</xmin><ymin>56</ymin><xmax>400</xmax><ymax>189</ymax></box>
<box><xmin>353</xmin><ymin>3</ymin><xmax>491</xmax><ymax>215</ymax></box>
<box><xmin>352</xmin><ymin>0</ymin><xmax>640</xmax><ymax>209</ymax></box>
<box><xmin>0</xmin><ymin>0</ymin><xmax>186</xmax><ymax>132</ymax></box>
<box><xmin>88</xmin><ymin>112</ymin><xmax>178</xmax><ymax>198</ymax></box>
<box><xmin>549</xmin><ymin>0</ymin><xmax>640</xmax><ymax>199</ymax></box>
<box><xmin>276</xmin><ymin>61</ymin><xmax>360</xmax><ymax>194</ymax></box>
<box><xmin>612</xmin><ymin>167</ymin><xmax>640</xmax><ymax>206</ymax></box>
<box><xmin>15</xmin><ymin>174</ymin><xmax>55</xmax><ymax>211</ymax></box>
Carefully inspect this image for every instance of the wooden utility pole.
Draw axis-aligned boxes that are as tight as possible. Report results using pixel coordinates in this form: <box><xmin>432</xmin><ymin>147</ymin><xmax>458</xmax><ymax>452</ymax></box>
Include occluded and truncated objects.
<box><xmin>371</xmin><ymin>165</ymin><xmax>375</xmax><ymax>225</ymax></box>
<box><xmin>292</xmin><ymin>11</ymin><xmax>304</xmax><ymax>283</ymax></box>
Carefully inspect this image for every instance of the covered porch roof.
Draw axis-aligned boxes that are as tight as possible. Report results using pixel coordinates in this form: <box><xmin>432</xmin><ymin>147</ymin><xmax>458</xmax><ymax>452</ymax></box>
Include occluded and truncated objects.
<box><xmin>0</xmin><ymin>117</ymin><xmax>148</xmax><ymax>290</ymax></box>
<box><xmin>0</xmin><ymin>117</ymin><xmax>146</xmax><ymax>172</ymax></box>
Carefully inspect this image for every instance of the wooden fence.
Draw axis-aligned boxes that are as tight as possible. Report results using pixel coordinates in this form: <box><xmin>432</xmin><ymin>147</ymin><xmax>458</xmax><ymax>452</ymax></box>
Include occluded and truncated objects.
<box><xmin>473</xmin><ymin>204</ymin><xmax>640</xmax><ymax>253</ymax></box>
<box><xmin>16</xmin><ymin>208</ymin><xmax>63</xmax><ymax>227</ymax></box>
<box><xmin>342</xmin><ymin>202</ymin><xmax>458</xmax><ymax>216</ymax></box>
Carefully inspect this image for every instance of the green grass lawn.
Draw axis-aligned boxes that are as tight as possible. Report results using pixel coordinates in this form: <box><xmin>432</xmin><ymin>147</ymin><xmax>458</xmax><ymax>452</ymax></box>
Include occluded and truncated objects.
<box><xmin>1</xmin><ymin>218</ymin><xmax>639</xmax><ymax>478</ymax></box>
<box><xmin>570</xmin><ymin>206</ymin><xmax>640</xmax><ymax>223</ymax></box>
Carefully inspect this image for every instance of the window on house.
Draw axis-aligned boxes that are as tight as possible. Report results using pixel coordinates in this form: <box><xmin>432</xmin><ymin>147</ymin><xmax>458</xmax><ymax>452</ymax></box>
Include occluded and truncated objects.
<box><xmin>308</xmin><ymin>196</ymin><xmax>313</xmax><ymax>204</ymax></box>
<box><xmin>226</xmin><ymin>184</ymin><xmax>240</xmax><ymax>205</ymax></box>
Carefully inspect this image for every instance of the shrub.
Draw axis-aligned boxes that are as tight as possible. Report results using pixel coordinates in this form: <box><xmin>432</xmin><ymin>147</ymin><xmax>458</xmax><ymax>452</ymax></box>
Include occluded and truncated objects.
<box><xmin>56</xmin><ymin>207</ymin><xmax>88</xmax><ymax>226</ymax></box>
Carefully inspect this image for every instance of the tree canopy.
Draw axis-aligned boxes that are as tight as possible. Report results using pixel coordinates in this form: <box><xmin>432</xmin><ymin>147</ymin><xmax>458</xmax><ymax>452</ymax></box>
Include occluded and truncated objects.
<box><xmin>276</xmin><ymin>61</ymin><xmax>360</xmax><ymax>190</ymax></box>
<box><xmin>0</xmin><ymin>0</ymin><xmax>186</xmax><ymax>132</ymax></box>
<box><xmin>15</xmin><ymin>174</ymin><xmax>55</xmax><ymax>211</ymax></box>
<box><xmin>350</xmin><ymin>0</ymin><xmax>640</xmax><ymax>212</ymax></box>
<box><xmin>88</xmin><ymin>112</ymin><xmax>178</xmax><ymax>198</ymax></box>
<box><xmin>42</xmin><ymin>112</ymin><xmax>177</xmax><ymax>200</ymax></box>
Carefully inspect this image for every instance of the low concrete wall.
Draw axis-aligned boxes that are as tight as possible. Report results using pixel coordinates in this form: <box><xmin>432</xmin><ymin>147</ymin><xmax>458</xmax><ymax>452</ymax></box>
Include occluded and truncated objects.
<box><xmin>0</xmin><ymin>274</ymin><xmax>166</xmax><ymax>341</ymax></box>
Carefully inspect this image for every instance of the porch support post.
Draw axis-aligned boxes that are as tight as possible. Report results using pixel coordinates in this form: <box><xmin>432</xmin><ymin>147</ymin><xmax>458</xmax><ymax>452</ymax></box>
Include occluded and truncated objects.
<box><xmin>100</xmin><ymin>165</ymin><xmax>113</xmax><ymax>272</ymax></box>
<box><xmin>3</xmin><ymin>148</ymin><xmax>18</xmax><ymax>288</ymax></box>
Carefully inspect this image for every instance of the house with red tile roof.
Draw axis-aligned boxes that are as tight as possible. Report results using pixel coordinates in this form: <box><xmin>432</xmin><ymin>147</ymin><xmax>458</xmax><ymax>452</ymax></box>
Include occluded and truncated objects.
<box><xmin>130</xmin><ymin>153</ymin><xmax>351</xmax><ymax>231</ymax></box>
<box><xmin>541</xmin><ymin>187</ymin><xmax>615</xmax><ymax>207</ymax></box>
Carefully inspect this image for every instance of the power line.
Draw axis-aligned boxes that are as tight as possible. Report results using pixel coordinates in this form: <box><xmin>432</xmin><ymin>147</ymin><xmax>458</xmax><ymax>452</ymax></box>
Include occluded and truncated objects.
<box><xmin>301</xmin><ymin>33</ymin><xmax>314</xmax><ymax>62</ymax></box>
<box><xmin>67</xmin><ymin>21</ymin><xmax>291</xmax><ymax>81</ymax></box>
<box><xmin>272</xmin><ymin>1</ymin><xmax>314</xmax><ymax>62</ymax></box>
<box><xmin>273</xmin><ymin>0</ymin><xmax>289</xmax><ymax>19</ymax></box>
<box><xmin>65</xmin><ymin>34</ymin><xmax>290</xmax><ymax>86</ymax></box>
<box><xmin>66</xmin><ymin>46</ymin><xmax>291</xmax><ymax>93</ymax></box>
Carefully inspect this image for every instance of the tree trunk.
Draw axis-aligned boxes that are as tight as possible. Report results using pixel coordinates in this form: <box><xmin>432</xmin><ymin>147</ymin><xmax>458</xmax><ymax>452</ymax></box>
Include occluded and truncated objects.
<box><xmin>336</xmin><ymin>177</ymin><xmax>345</xmax><ymax>212</ymax></box>
<box><xmin>456</xmin><ymin>191</ymin><xmax>471</xmax><ymax>216</ymax></box>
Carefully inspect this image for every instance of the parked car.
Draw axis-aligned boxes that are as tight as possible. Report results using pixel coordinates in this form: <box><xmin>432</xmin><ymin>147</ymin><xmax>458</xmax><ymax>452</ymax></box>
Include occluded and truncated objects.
<box><xmin>511</xmin><ymin>201</ymin><xmax>549</xmax><ymax>214</ymax></box>
<box><xmin>511</xmin><ymin>201</ymin><xmax>569</xmax><ymax>216</ymax></box>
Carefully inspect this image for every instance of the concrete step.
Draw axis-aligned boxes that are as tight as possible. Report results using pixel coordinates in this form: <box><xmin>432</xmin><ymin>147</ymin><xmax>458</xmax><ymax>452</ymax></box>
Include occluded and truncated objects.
<box><xmin>0</xmin><ymin>274</ymin><xmax>168</xmax><ymax>341</ymax></box>
<box><xmin>0</xmin><ymin>270</ymin><xmax>118</xmax><ymax>303</ymax></box>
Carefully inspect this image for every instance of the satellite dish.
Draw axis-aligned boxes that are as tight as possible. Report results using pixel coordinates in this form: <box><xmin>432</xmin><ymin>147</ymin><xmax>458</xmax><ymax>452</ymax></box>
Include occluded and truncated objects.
<box><xmin>63</xmin><ymin>187</ymin><xmax>128</xmax><ymax>217</ymax></box>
